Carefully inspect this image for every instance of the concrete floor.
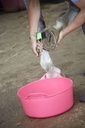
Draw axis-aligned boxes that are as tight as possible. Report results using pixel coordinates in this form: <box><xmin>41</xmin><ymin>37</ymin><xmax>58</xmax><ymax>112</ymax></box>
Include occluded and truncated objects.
<box><xmin>0</xmin><ymin>2</ymin><xmax>85</xmax><ymax>128</ymax></box>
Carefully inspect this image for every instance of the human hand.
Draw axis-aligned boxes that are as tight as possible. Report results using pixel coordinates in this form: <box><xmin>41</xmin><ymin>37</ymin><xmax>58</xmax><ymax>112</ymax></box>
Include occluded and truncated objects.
<box><xmin>56</xmin><ymin>30</ymin><xmax>64</xmax><ymax>47</ymax></box>
<box><xmin>31</xmin><ymin>38</ymin><xmax>43</xmax><ymax>57</ymax></box>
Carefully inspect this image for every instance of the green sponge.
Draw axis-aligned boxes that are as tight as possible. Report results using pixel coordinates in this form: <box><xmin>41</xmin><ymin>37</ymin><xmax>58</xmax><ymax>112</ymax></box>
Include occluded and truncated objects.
<box><xmin>37</xmin><ymin>32</ymin><xmax>42</xmax><ymax>40</ymax></box>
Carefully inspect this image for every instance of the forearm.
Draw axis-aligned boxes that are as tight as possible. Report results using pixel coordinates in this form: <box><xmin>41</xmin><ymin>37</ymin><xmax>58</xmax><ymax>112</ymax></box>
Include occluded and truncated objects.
<box><xmin>62</xmin><ymin>9</ymin><xmax>85</xmax><ymax>37</ymax></box>
<box><xmin>28</xmin><ymin>0</ymin><xmax>40</xmax><ymax>38</ymax></box>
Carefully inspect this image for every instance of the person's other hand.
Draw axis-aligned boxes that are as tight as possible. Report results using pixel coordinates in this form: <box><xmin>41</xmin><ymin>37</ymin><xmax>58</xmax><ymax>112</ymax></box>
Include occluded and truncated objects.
<box><xmin>56</xmin><ymin>30</ymin><xmax>64</xmax><ymax>47</ymax></box>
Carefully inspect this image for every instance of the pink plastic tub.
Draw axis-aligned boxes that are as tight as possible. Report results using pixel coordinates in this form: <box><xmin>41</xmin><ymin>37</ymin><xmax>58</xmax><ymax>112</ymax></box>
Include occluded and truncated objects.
<box><xmin>17</xmin><ymin>72</ymin><xmax>74</xmax><ymax>118</ymax></box>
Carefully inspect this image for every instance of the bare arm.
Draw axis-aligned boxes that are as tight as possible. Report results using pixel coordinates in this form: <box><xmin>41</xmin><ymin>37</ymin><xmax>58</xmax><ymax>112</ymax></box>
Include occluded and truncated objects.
<box><xmin>28</xmin><ymin>0</ymin><xmax>40</xmax><ymax>36</ymax></box>
<box><xmin>28</xmin><ymin>0</ymin><xmax>42</xmax><ymax>56</ymax></box>
<box><xmin>57</xmin><ymin>0</ymin><xmax>85</xmax><ymax>45</ymax></box>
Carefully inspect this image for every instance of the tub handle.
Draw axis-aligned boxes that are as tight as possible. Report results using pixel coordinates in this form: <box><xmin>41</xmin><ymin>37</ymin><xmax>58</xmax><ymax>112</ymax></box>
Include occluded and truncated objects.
<box><xmin>27</xmin><ymin>92</ymin><xmax>49</xmax><ymax>100</ymax></box>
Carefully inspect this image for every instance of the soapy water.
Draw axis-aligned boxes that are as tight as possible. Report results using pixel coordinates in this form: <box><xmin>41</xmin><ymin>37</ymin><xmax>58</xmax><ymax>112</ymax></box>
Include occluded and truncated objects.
<box><xmin>40</xmin><ymin>50</ymin><xmax>61</xmax><ymax>78</ymax></box>
<box><xmin>45</xmin><ymin>72</ymin><xmax>59</xmax><ymax>78</ymax></box>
